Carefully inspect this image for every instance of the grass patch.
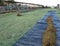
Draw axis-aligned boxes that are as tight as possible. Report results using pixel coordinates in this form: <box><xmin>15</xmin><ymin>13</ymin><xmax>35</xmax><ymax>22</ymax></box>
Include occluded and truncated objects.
<box><xmin>56</xmin><ymin>9</ymin><xmax>60</xmax><ymax>19</ymax></box>
<box><xmin>0</xmin><ymin>8</ymin><xmax>52</xmax><ymax>46</ymax></box>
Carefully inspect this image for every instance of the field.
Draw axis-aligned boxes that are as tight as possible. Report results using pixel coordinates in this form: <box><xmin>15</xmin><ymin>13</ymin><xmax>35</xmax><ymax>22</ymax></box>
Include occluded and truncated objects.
<box><xmin>56</xmin><ymin>9</ymin><xmax>60</xmax><ymax>19</ymax></box>
<box><xmin>0</xmin><ymin>8</ymin><xmax>58</xmax><ymax>46</ymax></box>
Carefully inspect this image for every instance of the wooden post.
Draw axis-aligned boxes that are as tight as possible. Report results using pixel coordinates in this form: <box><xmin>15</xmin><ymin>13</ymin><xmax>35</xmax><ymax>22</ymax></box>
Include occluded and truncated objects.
<box><xmin>16</xmin><ymin>3</ymin><xmax>22</xmax><ymax>16</ymax></box>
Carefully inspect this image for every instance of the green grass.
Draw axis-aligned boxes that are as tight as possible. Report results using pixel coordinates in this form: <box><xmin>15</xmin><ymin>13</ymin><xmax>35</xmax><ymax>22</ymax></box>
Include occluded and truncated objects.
<box><xmin>56</xmin><ymin>9</ymin><xmax>60</xmax><ymax>19</ymax></box>
<box><xmin>0</xmin><ymin>8</ymin><xmax>53</xmax><ymax>46</ymax></box>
